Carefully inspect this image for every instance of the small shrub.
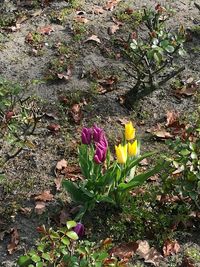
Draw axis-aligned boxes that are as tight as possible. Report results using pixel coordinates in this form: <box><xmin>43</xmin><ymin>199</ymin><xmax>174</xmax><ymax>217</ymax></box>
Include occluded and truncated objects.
<box><xmin>122</xmin><ymin>5</ymin><xmax>186</xmax><ymax>106</ymax></box>
<box><xmin>17</xmin><ymin>221</ymin><xmax>123</xmax><ymax>267</ymax></box>
<box><xmin>0</xmin><ymin>77</ymin><xmax>40</xmax><ymax>165</ymax></box>
<box><xmin>164</xmin><ymin>124</ymin><xmax>200</xmax><ymax>209</ymax></box>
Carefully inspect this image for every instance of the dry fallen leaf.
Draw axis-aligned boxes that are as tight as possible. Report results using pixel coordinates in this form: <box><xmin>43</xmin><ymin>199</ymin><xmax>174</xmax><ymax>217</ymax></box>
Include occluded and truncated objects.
<box><xmin>151</xmin><ymin>128</ymin><xmax>173</xmax><ymax>139</ymax></box>
<box><xmin>104</xmin><ymin>0</ymin><xmax>121</xmax><ymax>11</ymax></box>
<box><xmin>19</xmin><ymin>207</ymin><xmax>32</xmax><ymax>215</ymax></box>
<box><xmin>173</xmin><ymin>77</ymin><xmax>199</xmax><ymax>97</ymax></box>
<box><xmin>57</xmin><ymin>67</ymin><xmax>72</xmax><ymax>80</ymax></box>
<box><xmin>108</xmin><ymin>24</ymin><xmax>120</xmax><ymax>35</ymax></box>
<box><xmin>97</xmin><ymin>76</ymin><xmax>118</xmax><ymax>94</ymax></box>
<box><xmin>163</xmin><ymin>239</ymin><xmax>181</xmax><ymax>257</ymax></box>
<box><xmin>38</xmin><ymin>25</ymin><xmax>54</xmax><ymax>35</ymax></box>
<box><xmin>75</xmin><ymin>16</ymin><xmax>89</xmax><ymax>24</ymax></box>
<box><xmin>110</xmin><ymin>242</ymin><xmax>138</xmax><ymax>259</ymax></box>
<box><xmin>166</xmin><ymin>110</ymin><xmax>179</xmax><ymax>127</ymax></box>
<box><xmin>54</xmin><ymin>176</ymin><xmax>63</xmax><ymax>191</ymax></box>
<box><xmin>69</xmin><ymin>103</ymin><xmax>82</xmax><ymax>124</ymax></box>
<box><xmin>35</xmin><ymin>190</ymin><xmax>54</xmax><ymax>202</ymax></box>
<box><xmin>93</xmin><ymin>6</ymin><xmax>105</xmax><ymax>15</ymax></box>
<box><xmin>35</xmin><ymin>201</ymin><xmax>46</xmax><ymax>215</ymax></box>
<box><xmin>84</xmin><ymin>35</ymin><xmax>101</xmax><ymax>43</ymax></box>
<box><xmin>56</xmin><ymin>159</ymin><xmax>67</xmax><ymax>171</ymax></box>
<box><xmin>47</xmin><ymin>123</ymin><xmax>61</xmax><ymax>133</ymax></box>
<box><xmin>136</xmin><ymin>240</ymin><xmax>163</xmax><ymax>266</ymax></box>
<box><xmin>7</xmin><ymin>227</ymin><xmax>20</xmax><ymax>255</ymax></box>
<box><xmin>117</xmin><ymin>118</ymin><xmax>129</xmax><ymax>125</ymax></box>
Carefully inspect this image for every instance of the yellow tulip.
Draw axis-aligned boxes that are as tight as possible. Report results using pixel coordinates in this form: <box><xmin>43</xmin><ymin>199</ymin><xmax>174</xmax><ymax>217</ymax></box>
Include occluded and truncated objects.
<box><xmin>125</xmin><ymin>122</ymin><xmax>135</xmax><ymax>141</ymax></box>
<box><xmin>115</xmin><ymin>144</ymin><xmax>127</xmax><ymax>164</ymax></box>
<box><xmin>128</xmin><ymin>140</ymin><xmax>137</xmax><ymax>156</ymax></box>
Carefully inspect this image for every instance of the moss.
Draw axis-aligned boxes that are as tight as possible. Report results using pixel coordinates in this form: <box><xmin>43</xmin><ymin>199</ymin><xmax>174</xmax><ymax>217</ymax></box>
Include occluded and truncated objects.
<box><xmin>185</xmin><ymin>246</ymin><xmax>200</xmax><ymax>263</ymax></box>
<box><xmin>190</xmin><ymin>25</ymin><xmax>200</xmax><ymax>36</ymax></box>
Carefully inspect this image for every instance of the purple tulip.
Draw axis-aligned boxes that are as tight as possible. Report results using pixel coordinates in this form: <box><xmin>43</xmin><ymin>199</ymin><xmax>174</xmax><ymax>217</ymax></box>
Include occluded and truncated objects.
<box><xmin>93</xmin><ymin>125</ymin><xmax>104</xmax><ymax>143</ymax></box>
<box><xmin>94</xmin><ymin>142</ymin><xmax>107</xmax><ymax>164</ymax></box>
<box><xmin>73</xmin><ymin>222</ymin><xmax>85</xmax><ymax>237</ymax></box>
<box><xmin>99</xmin><ymin>133</ymin><xmax>108</xmax><ymax>149</ymax></box>
<box><xmin>81</xmin><ymin>127</ymin><xmax>92</xmax><ymax>145</ymax></box>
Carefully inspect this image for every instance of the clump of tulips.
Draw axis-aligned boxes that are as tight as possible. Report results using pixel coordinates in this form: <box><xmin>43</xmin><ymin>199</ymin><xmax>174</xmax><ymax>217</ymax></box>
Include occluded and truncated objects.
<box><xmin>63</xmin><ymin>122</ymin><xmax>162</xmax><ymax>219</ymax></box>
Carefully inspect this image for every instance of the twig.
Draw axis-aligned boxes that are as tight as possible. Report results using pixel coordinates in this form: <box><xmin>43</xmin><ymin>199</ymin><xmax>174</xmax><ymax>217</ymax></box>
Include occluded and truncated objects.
<box><xmin>5</xmin><ymin>147</ymin><xmax>23</xmax><ymax>162</ymax></box>
<box><xmin>158</xmin><ymin>66</ymin><xmax>185</xmax><ymax>86</ymax></box>
<box><xmin>194</xmin><ymin>2</ymin><xmax>200</xmax><ymax>11</ymax></box>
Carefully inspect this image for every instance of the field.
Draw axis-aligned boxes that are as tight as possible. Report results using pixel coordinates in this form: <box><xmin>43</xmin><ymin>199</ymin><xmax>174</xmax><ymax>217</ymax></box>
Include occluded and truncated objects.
<box><xmin>0</xmin><ymin>0</ymin><xmax>200</xmax><ymax>266</ymax></box>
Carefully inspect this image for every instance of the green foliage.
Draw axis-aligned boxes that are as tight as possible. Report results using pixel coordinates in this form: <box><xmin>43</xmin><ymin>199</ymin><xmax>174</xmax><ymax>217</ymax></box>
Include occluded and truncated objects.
<box><xmin>72</xmin><ymin>22</ymin><xmax>88</xmax><ymax>41</ymax></box>
<box><xmin>185</xmin><ymin>246</ymin><xmax>200</xmax><ymax>263</ymax></box>
<box><xmin>49</xmin><ymin>8</ymin><xmax>73</xmax><ymax>24</ymax></box>
<box><xmin>164</xmin><ymin>125</ymin><xmax>200</xmax><ymax>208</ymax></box>
<box><xmin>17</xmin><ymin>222</ymin><xmax>122</xmax><ymax>267</ymax></box>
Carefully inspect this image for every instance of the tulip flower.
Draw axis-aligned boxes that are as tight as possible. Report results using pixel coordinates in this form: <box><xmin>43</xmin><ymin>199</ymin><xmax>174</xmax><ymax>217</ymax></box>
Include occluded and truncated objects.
<box><xmin>93</xmin><ymin>125</ymin><xmax>104</xmax><ymax>143</ymax></box>
<box><xmin>94</xmin><ymin>142</ymin><xmax>107</xmax><ymax>164</ymax></box>
<box><xmin>99</xmin><ymin>133</ymin><xmax>108</xmax><ymax>149</ymax></box>
<box><xmin>115</xmin><ymin>144</ymin><xmax>127</xmax><ymax>164</ymax></box>
<box><xmin>73</xmin><ymin>222</ymin><xmax>85</xmax><ymax>237</ymax></box>
<box><xmin>128</xmin><ymin>140</ymin><xmax>137</xmax><ymax>156</ymax></box>
<box><xmin>81</xmin><ymin>127</ymin><xmax>92</xmax><ymax>145</ymax></box>
<box><xmin>125</xmin><ymin>122</ymin><xmax>135</xmax><ymax>141</ymax></box>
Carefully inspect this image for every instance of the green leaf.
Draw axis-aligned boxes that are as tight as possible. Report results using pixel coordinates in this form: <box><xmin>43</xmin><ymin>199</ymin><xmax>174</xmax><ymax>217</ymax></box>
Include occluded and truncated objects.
<box><xmin>160</xmin><ymin>40</ymin><xmax>169</xmax><ymax>48</ymax></box>
<box><xmin>31</xmin><ymin>254</ymin><xmax>41</xmax><ymax>263</ymax></box>
<box><xmin>178</xmin><ymin>48</ymin><xmax>187</xmax><ymax>57</ymax></box>
<box><xmin>152</xmin><ymin>38</ymin><xmax>159</xmax><ymax>45</ymax></box>
<box><xmin>191</xmin><ymin>152</ymin><xmax>197</xmax><ymax>159</ymax></box>
<box><xmin>130</xmin><ymin>40</ymin><xmax>138</xmax><ymax>50</ymax></box>
<box><xmin>37</xmin><ymin>244</ymin><xmax>45</xmax><ymax>252</ymax></box>
<box><xmin>61</xmin><ymin>236</ymin><xmax>70</xmax><ymax>245</ymax></box>
<box><xmin>118</xmin><ymin>164</ymin><xmax>163</xmax><ymax>192</ymax></box>
<box><xmin>180</xmin><ymin>149</ymin><xmax>190</xmax><ymax>156</ymax></box>
<box><xmin>36</xmin><ymin>262</ymin><xmax>43</xmax><ymax>267</ymax></box>
<box><xmin>67</xmin><ymin>220</ymin><xmax>77</xmax><ymax>229</ymax></box>
<box><xmin>50</xmin><ymin>230</ymin><xmax>60</xmax><ymax>239</ymax></box>
<box><xmin>96</xmin><ymin>251</ymin><xmax>108</xmax><ymax>261</ymax></box>
<box><xmin>42</xmin><ymin>252</ymin><xmax>51</xmax><ymax>261</ymax></box>
<box><xmin>153</xmin><ymin>51</ymin><xmax>162</xmax><ymax>64</ymax></box>
<box><xmin>165</xmin><ymin>45</ymin><xmax>175</xmax><ymax>53</ymax></box>
<box><xmin>97</xmin><ymin>195</ymin><xmax>115</xmax><ymax>204</ymax></box>
<box><xmin>62</xmin><ymin>180</ymin><xmax>92</xmax><ymax>203</ymax></box>
<box><xmin>122</xmin><ymin>151</ymin><xmax>156</xmax><ymax>177</ymax></box>
<box><xmin>66</xmin><ymin>231</ymin><xmax>79</xmax><ymax>240</ymax></box>
<box><xmin>98</xmin><ymin>162</ymin><xmax>118</xmax><ymax>187</ymax></box>
<box><xmin>17</xmin><ymin>255</ymin><xmax>32</xmax><ymax>266</ymax></box>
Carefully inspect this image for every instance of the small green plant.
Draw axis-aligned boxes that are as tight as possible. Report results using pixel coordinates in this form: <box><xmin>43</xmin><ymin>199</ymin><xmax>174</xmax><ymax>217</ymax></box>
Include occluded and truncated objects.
<box><xmin>114</xmin><ymin>6</ymin><xmax>142</xmax><ymax>28</ymax></box>
<box><xmin>63</xmin><ymin>122</ymin><xmax>164</xmax><ymax>219</ymax></box>
<box><xmin>0</xmin><ymin>77</ymin><xmax>40</xmax><ymax>165</ymax></box>
<box><xmin>0</xmin><ymin>14</ymin><xmax>16</xmax><ymax>27</ymax></box>
<box><xmin>17</xmin><ymin>221</ymin><xmax>124</xmax><ymax>267</ymax></box>
<box><xmin>184</xmin><ymin>246</ymin><xmax>200</xmax><ymax>264</ymax></box>
<box><xmin>122</xmin><ymin>5</ymin><xmax>186</xmax><ymax>106</ymax></box>
<box><xmin>72</xmin><ymin>22</ymin><xmax>88</xmax><ymax>41</ymax></box>
<box><xmin>25</xmin><ymin>31</ymin><xmax>45</xmax><ymax>54</ymax></box>
<box><xmin>49</xmin><ymin>8</ymin><xmax>73</xmax><ymax>24</ymax></box>
<box><xmin>164</xmin><ymin>124</ymin><xmax>200</xmax><ymax>209</ymax></box>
